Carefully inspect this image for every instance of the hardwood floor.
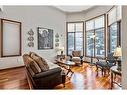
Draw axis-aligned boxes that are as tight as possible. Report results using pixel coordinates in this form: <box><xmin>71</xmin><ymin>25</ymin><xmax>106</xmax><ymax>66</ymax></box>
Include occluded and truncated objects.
<box><xmin>0</xmin><ymin>63</ymin><xmax>121</xmax><ymax>89</ymax></box>
<box><xmin>0</xmin><ymin>67</ymin><xmax>29</xmax><ymax>89</ymax></box>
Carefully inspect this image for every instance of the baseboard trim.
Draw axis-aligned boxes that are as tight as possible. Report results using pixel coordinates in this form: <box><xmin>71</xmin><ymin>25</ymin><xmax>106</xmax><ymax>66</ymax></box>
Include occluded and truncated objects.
<box><xmin>0</xmin><ymin>65</ymin><xmax>25</xmax><ymax>71</ymax></box>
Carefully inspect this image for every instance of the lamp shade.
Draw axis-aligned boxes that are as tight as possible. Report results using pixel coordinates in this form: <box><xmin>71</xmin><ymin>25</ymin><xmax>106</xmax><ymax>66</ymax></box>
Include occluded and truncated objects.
<box><xmin>59</xmin><ymin>47</ymin><xmax>64</xmax><ymax>51</ymax></box>
<box><xmin>113</xmin><ymin>47</ymin><xmax>122</xmax><ymax>57</ymax></box>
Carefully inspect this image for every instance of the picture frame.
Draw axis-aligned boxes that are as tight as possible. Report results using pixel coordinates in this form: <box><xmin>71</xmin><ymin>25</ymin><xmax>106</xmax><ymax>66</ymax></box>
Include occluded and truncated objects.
<box><xmin>37</xmin><ymin>27</ymin><xmax>53</xmax><ymax>49</ymax></box>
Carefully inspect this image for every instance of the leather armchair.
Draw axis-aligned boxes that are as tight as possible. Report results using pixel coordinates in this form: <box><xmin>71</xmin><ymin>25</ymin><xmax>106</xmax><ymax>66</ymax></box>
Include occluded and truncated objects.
<box><xmin>70</xmin><ymin>50</ymin><xmax>83</xmax><ymax>66</ymax></box>
<box><xmin>95</xmin><ymin>53</ymin><xmax>116</xmax><ymax>76</ymax></box>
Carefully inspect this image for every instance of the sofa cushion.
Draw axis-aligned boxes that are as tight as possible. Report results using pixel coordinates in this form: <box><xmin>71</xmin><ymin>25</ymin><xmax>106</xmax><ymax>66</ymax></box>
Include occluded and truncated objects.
<box><xmin>27</xmin><ymin>66</ymin><xmax>35</xmax><ymax>76</ymax></box>
<box><xmin>45</xmin><ymin>59</ymin><xmax>59</xmax><ymax>69</ymax></box>
<box><xmin>29</xmin><ymin>52</ymin><xmax>38</xmax><ymax>57</ymax></box>
<box><xmin>96</xmin><ymin>60</ymin><xmax>109</xmax><ymax>67</ymax></box>
<box><xmin>23</xmin><ymin>54</ymin><xmax>41</xmax><ymax>74</ymax></box>
<box><xmin>29</xmin><ymin>60</ymin><xmax>42</xmax><ymax>74</ymax></box>
<box><xmin>72</xmin><ymin>57</ymin><xmax>80</xmax><ymax>61</ymax></box>
<box><xmin>30</xmin><ymin>52</ymin><xmax>49</xmax><ymax>71</ymax></box>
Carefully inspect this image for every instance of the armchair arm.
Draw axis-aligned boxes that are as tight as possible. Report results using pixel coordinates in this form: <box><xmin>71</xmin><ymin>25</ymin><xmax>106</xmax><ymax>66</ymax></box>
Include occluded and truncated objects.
<box><xmin>106</xmin><ymin>59</ymin><xmax>117</xmax><ymax>65</ymax></box>
<box><xmin>33</xmin><ymin>67</ymin><xmax>62</xmax><ymax>79</ymax></box>
<box><xmin>80</xmin><ymin>56</ymin><xmax>84</xmax><ymax>60</ymax></box>
<box><xmin>96</xmin><ymin>58</ymin><xmax>99</xmax><ymax>61</ymax></box>
<box><xmin>105</xmin><ymin>60</ymin><xmax>116</xmax><ymax>67</ymax></box>
<box><xmin>96</xmin><ymin>57</ymin><xmax>104</xmax><ymax>61</ymax></box>
<box><xmin>69</xmin><ymin>55</ymin><xmax>73</xmax><ymax>61</ymax></box>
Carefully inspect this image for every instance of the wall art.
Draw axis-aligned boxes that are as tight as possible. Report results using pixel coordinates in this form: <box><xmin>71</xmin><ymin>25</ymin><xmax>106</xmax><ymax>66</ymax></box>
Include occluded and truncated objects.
<box><xmin>37</xmin><ymin>27</ymin><xmax>53</xmax><ymax>49</ymax></box>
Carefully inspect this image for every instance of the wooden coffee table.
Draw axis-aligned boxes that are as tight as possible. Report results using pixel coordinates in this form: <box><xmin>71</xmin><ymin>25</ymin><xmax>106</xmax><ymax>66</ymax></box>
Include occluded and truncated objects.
<box><xmin>55</xmin><ymin>59</ymin><xmax>75</xmax><ymax>77</ymax></box>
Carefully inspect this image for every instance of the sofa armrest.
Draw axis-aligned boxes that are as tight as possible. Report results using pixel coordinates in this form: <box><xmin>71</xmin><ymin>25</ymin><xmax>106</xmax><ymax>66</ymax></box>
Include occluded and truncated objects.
<box><xmin>33</xmin><ymin>67</ymin><xmax>62</xmax><ymax>79</ymax></box>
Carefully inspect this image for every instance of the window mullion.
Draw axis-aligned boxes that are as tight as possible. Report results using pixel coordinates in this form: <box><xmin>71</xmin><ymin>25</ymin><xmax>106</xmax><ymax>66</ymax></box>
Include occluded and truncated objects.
<box><xmin>94</xmin><ymin>29</ymin><xmax>95</xmax><ymax>58</ymax></box>
<box><xmin>117</xmin><ymin>22</ymin><xmax>119</xmax><ymax>47</ymax></box>
<box><xmin>74</xmin><ymin>24</ymin><xmax>76</xmax><ymax>50</ymax></box>
<box><xmin>93</xmin><ymin>20</ymin><xmax>95</xmax><ymax>58</ymax></box>
<box><xmin>74</xmin><ymin>32</ymin><xmax>76</xmax><ymax>50</ymax></box>
<box><xmin>117</xmin><ymin>21</ymin><xmax>121</xmax><ymax>46</ymax></box>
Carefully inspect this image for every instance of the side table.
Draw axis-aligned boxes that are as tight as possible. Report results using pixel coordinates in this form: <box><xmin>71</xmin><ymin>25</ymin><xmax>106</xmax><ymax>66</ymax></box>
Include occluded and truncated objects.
<box><xmin>110</xmin><ymin>66</ymin><xmax>122</xmax><ymax>89</ymax></box>
<box><xmin>57</xmin><ymin>55</ymin><xmax>65</xmax><ymax>60</ymax></box>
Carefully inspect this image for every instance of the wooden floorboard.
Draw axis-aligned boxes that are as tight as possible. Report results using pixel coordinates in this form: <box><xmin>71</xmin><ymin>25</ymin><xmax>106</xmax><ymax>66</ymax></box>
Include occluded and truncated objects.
<box><xmin>0</xmin><ymin>67</ymin><xmax>29</xmax><ymax>89</ymax></box>
<box><xmin>0</xmin><ymin>63</ymin><xmax>121</xmax><ymax>89</ymax></box>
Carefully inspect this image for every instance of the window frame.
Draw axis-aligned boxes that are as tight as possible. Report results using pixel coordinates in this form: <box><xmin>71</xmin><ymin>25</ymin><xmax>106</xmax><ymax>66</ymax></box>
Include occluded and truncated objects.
<box><xmin>107</xmin><ymin>6</ymin><xmax>121</xmax><ymax>53</ymax></box>
<box><xmin>85</xmin><ymin>14</ymin><xmax>106</xmax><ymax>58</ymax></box>
<box><xmin>107</xmin><ymin>20</ymin><xmax>121</xmax><ymax>53</ymax></box>
<box><xmin>66</xmin><ymin>21</ymin><xmax>84</xmax><ymax>56</ymax></box>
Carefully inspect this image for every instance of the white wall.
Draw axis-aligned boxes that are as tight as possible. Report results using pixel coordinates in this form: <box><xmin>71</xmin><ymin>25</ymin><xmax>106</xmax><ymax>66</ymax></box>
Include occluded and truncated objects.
<box><xmin>122</xmin><ymin>6</ymin><xmax>127</xmax><ymax>89</ymax></box>
<box><xmin>0</xmin><ymin>6</ymin><xmax>66</xmax><ymax>69</ymax></box>
<box><xmin>67</xmin><ymin>6</ymin><xmax>112</xmax><ymax>62</ymax></box>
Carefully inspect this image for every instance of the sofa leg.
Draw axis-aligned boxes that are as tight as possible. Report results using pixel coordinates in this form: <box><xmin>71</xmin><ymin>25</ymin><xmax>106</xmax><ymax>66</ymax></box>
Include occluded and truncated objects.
<box><xmin>63</xmin><ymin>83</ymin><xmax>65</xmax><ymax>88</ymax></box>
<box><xmin>108</xmin><ymin>69</ymin><xmax>110</xmax><ymax>75</ymax></box>
<box><xmin>101</xmin><ymin>69</ymin><xmax>103</xmax><ymax>76</ymax></box>
<box><xmin>81</xmin><ymin>60</ymin><xmax>83</xmax><ymax>65</ymax></box>
<box><xmin>62</xmin><ymin>74</ymin><xmax>66</xmax><ymax>88</ymax></box>
<box><xmin>104</xmin><ymin>69</ymin><xmax>106</xmax><ymax>77</ymax></box>
<box><xmin>96</xmin><ymin>66</ymin><xmax>98</xmax><ymax>76</ymax></box>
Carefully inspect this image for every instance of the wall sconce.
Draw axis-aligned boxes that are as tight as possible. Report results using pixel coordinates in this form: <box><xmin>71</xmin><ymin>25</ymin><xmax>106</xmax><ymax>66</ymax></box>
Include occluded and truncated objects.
<box><xmin>55</xmin><ymin>33</ymin><xmax>59</xmax><ymax>47</ymax></box>
<box><xmin>27</xmin><ymin>29</ymin><xmax>34</xmax><ymax>47</ymax></box>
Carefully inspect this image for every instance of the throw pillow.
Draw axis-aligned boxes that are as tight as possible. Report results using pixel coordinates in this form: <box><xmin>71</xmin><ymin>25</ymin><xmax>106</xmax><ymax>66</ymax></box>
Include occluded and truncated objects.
<box><xmin>30</xmin><ymin>53</ymin><xmax>49</xmax><ymax>71</ymax></box>
<box><xmin>29</xmin><ymin>61</ymin><xmax>41</xmax><ymax>74</ymax></box>
<box><xmin>23</xmin><ymin>54</ymin><xmax>41</xmax><ymax>74</ymax></box>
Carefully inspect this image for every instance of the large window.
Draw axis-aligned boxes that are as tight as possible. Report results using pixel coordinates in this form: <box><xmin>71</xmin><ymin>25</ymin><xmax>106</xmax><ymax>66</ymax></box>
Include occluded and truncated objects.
<box><xmin>67</xmin><ymin>22</ymin><xmax>84</xmax><ymax>55</ymax></box>
<box><xmin>108</xmin><ymin>6</ymin><xmax>121</xmax><ymax>53</ymax></box>
<box><xmin>85</xmin><ymin>15</ymin><xmax>105</xmax><ymax>58</ymax></box>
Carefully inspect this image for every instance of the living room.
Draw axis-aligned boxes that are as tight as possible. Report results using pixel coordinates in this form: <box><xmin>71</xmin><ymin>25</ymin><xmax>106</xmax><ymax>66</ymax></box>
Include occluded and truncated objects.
<box><xmin>0</xmin><ymin>4</ymin><xmax>127</xmax><ymax>91</ymax></box>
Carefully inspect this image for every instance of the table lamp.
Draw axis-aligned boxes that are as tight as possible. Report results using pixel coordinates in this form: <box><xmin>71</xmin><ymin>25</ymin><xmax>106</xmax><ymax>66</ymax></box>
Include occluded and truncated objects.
<box><xmin>113</xmin><ymin>46</ymin><xmax>122</xmax><ymax>71</ymax></box>
<box><xmin>59</xmin><ymin>47</ymin><xmax>64</xmax><ymax>55</ymax></box>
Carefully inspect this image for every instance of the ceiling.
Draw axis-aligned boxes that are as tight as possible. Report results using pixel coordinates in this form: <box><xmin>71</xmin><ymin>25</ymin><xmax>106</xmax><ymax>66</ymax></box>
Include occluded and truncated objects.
<box><xmin>0</xmin><ymin>6</ymin><xmax>93</xmax><ymax>13</ymax></box>
<box><xmin>55</xmin><ymin>6</ymin><xmax>93</xmax><ymax>13</ymax></box>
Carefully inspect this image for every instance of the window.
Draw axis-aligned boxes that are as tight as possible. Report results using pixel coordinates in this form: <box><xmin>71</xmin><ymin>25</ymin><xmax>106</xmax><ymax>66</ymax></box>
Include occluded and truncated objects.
<box><xmin>85</xmin><ymin>15</ymin><xmax>105</xmax><ymax>58</ymax></box>
<box><xmin>67</xmin><ymin>22</ymin><xmax>84</xmax><ymax>55</ymax></box>
<box><xmin>108</xmin><ymin>6</ymin><xmax>121</xmax><ymax>53</ymax></box>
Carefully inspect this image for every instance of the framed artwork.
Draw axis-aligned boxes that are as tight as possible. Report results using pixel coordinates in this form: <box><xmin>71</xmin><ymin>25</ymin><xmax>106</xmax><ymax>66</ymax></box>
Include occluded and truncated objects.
<box><xmin>37</xmin><ymin>27</ymin><xmax>53</xmax><ymax>49</ymax></box>
<box><xmin>0</xmin><ymin>19</ymin><xmax>21</xmax><ymax>57</ymax></box>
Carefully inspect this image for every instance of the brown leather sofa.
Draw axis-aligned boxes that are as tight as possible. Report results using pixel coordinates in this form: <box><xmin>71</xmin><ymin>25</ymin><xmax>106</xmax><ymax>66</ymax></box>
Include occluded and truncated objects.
<box><xmin>23</xmin><ymin>52</ymin><xmax>65</xmax><ymax>89</ymax></box>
